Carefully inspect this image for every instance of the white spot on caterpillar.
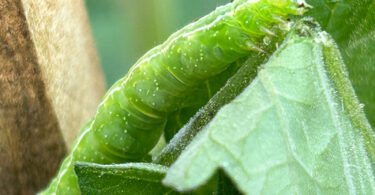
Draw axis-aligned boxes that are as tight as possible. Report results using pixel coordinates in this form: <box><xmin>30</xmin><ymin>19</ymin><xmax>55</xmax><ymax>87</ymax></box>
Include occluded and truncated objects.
<box><xmin>263</xmin><ymin>36</ymin><xmax>271</xmax><ymax>45</ymax></box>
<box><xmin>260</xmin><ymin>27</ymin><xmax>276</xmax><ymax>36</ymax></box>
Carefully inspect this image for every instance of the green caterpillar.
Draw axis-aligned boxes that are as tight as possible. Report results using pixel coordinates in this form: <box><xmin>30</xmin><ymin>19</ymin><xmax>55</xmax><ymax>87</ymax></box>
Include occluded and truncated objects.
<box><xmin>41</xmin><ymin>0</ymin><xmax>306</xmax><ymax>194</ymax></box>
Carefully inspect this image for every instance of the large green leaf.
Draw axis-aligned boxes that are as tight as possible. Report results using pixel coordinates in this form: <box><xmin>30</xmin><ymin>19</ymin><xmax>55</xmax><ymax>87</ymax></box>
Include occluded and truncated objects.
<box><xmin>163</xmin><ymin>27</ymin><xmax>375</xmax><ymax>194</ymax></box>
<box><xmin>74</xmin><ymin>162</ymin><xmax>176</xmax><ymax>194</ymax></box>
<box><xmin>306</xmin><ymin>0</ymin><xmax>375</xmax><ymax>127</ymax></box>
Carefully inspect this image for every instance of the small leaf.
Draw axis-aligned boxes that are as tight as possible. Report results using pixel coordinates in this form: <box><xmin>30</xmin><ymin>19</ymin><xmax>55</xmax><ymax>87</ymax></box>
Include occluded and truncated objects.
<box><xmin>163</xmin><ymin>25</ymin><xmax>375</xmax><ymax>194</ymax></box>
<box><xmin>74</xmin><ymin>162</ymin><xmax>177</xmax><ymax>194</ymax></box>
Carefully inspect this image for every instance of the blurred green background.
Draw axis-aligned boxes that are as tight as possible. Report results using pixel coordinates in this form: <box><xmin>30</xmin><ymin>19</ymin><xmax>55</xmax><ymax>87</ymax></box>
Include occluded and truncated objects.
<box><xmin>85</xmin><ymin>0</ymin><xmax>229</xmax><ymax>87</ymax></box>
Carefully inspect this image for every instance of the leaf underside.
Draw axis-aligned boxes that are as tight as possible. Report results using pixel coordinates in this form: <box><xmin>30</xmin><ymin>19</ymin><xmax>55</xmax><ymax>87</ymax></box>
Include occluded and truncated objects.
<box><xmin>163</xmin><ymin>31</ymin><xmax>375</xmax><ymax>194</ymax></box>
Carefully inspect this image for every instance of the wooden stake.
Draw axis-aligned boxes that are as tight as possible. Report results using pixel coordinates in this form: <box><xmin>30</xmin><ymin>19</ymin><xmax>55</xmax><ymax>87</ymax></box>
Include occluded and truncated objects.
<box><xmin>0</xmin><ymin>0</ymin><xmax>105</xmax><ymax>194</ymax></box>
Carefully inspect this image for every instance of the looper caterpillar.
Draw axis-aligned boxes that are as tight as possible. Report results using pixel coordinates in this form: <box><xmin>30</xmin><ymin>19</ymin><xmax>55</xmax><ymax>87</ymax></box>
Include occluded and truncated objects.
<box><xmin>41</xmin><ymin>0</ymin><xmax>307</xmax><ymax>194</ymax></box>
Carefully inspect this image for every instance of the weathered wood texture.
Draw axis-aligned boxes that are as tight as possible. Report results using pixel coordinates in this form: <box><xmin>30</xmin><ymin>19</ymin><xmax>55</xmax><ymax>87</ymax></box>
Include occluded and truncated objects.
<box><xmin>22</xmin><ymin>0</ymin><xmax>106</xmax><ymax>149</ymax></box>
<box><xmin>0</xmin><ymin>0</ymin><xmax>106</xmax><ymax>194</ymax></box>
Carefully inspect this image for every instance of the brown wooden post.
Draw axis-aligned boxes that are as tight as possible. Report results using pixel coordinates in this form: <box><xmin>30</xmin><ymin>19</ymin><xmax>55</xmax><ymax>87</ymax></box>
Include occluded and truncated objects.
<box><xmin>0</xmin><ymin>0</ymin><xmax>106</xmax><ymax>194</ymax></box>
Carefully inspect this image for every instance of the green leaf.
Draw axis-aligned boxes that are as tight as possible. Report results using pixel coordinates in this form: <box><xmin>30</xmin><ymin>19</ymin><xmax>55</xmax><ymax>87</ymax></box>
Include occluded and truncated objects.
<box><xmin>306</xmin><ymin>0</ymin><xmax>375</xmax><ymax>127</ymax></box>
<box><xmin>74</xmin><ymin>162</ymin><xmax>177</xmax><ymax>195</ymax></box>
<box><xmin>163</xmin><ymin>26</ymin><xmax>375</xmax><ymax>194</ymax></box>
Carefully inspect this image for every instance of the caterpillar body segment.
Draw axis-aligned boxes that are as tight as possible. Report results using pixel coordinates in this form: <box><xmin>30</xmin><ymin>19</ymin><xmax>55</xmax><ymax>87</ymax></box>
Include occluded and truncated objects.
<box><xmin>124</xmin><ymin>0</ymin><xmax>305</xmax><ymax>111</ymax></box>
<box><xmin>41</xmin><ymin>0</ymin><xmax>306</xmax><ymax>194</ymax></box>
